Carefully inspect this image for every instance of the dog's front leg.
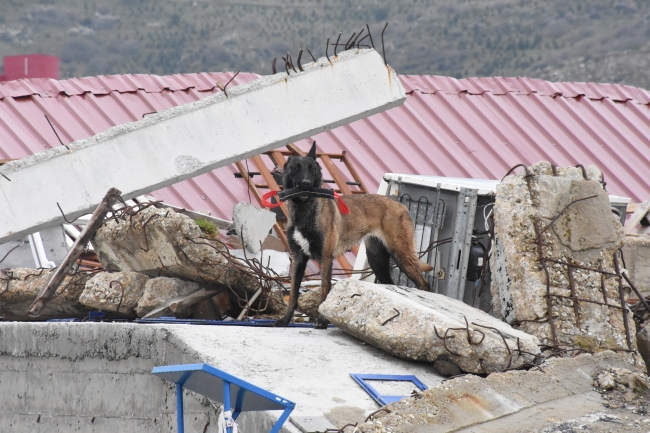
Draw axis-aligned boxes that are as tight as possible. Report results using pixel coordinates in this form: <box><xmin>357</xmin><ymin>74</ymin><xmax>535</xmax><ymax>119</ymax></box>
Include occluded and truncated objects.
<box><xmin>274</xmin><ymin>252</ymin><xmax>309</xmax><ymax>327</ymax></box>
<box><xmin>314</xmin><ymin>254</ymin><xmax>333</xmax><ymax>329</ymax></box>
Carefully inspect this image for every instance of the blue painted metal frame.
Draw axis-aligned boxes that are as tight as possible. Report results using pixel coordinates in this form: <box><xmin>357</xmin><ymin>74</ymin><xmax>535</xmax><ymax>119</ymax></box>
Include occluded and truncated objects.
<box><xmin>350</xmin><ymin>374</ymin><xmax>428</xmax><ymax>406</ymax></box>
<box><xmin>137</xmin><ymin>317</ymin><xmax>335</xmax><ymax>328</ymax></box>
<box><xmin>152</xmin><ymin>363</ymin><xmax>295</xmax><ymax>433</ymax></box>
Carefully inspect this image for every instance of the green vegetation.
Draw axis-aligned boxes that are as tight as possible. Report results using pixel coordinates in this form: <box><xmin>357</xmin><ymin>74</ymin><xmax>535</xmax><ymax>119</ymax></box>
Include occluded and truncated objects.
<box><xmin>194</xmin><ymin>217</ymin><xmax>218</xmax><ymax>238</ymax></box>
<box><xmin>1</xmin><ymin>0</ymin><xmax>649</xmax><ymax>89</ymax></box>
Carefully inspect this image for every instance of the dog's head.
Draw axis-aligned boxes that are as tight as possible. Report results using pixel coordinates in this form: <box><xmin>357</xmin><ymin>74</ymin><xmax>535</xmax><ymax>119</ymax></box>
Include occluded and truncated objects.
<box><xmin>283</xmin><ymin>141</ymin><xmax>323</xmax><ymax>201</ymax></box>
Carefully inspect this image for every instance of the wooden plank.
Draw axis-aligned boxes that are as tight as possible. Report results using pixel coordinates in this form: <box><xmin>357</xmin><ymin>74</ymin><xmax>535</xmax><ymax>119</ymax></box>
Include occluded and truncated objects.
<box><xmin>624</xmin><ymin>201</ymin><xmax>650</xmax><ymax>234</ymax></box>
<box><xmin>29</xmin><ymin>187</ymin><xmax>122</xmax><ymax>316</ymax></box>
<box><xmin>319</xmin><ymin>154</ymin><xmax>353</xmax><ymax>195</ymax></box>
<box><xmin>287</xmin><ymin>143</ymin><xmax>306</xmax><ymax>156</ymax></box>
<box><xmin>340</xmin><ymin>150</ymin><xmax>368</xmax><ymax>194</ymax></box>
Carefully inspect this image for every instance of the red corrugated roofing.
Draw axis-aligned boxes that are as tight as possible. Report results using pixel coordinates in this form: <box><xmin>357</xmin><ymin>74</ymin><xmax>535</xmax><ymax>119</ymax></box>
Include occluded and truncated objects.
<box><xmin>1</xmin><ymin>72</ymin><xmax>649</xmax><ymax>222</ymax></box>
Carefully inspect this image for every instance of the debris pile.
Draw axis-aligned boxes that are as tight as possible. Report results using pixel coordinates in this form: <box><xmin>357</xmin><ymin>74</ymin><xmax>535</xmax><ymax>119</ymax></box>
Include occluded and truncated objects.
<box><xmin>79</xmin><ymin>271</ymin><xmax>149</xmax><ymax>314</ymax></box>
<box><xmin>353</xmin><ymin>352</ymin><xmax>645</xmax><ymax>433</ymax></box>
<box><xmin>490</xmin><ymin>162</ymin><xmax>640</xmax><ymax>362</ymax></box>
<box><xmin>89</xmin><ymin>204</ymin><xmax>287</xmax><ymax>318</ymax></box>
<box><xmin>0</xmin><ymin>268</ymin><xmax>91</xmax><ymax>318</ymax></box>
<box><xmin>594</xmin><ymin>366</ymin><xmax>649</xmax><ymax>402</ymax></box>
<box><xmin>1</xmin><ymin>201</ymin><xmax>290</xmax><ymax>321</ymax></box>
<box><xmin>319</xmin><ymin>279</ymin><xmax>540</xmax><ymax>374</ymax></box>
<box><xmin>623</xmin><ymin>234</ymin><xmax>650</xmax><ymax>299</ymax></box>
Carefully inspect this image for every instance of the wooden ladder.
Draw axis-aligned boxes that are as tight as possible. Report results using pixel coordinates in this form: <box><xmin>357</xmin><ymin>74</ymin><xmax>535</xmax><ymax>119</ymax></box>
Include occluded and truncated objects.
<box><xmin>235</xmin><ymin>144</ymin><xmax>368</xmax><ymax>275</ymax></box>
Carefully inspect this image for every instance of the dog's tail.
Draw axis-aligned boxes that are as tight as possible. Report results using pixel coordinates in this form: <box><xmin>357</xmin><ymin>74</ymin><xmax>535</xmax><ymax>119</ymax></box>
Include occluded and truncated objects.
<box><xmin>417</xmin><ymin>261</ymin><xmax>434</xmax><ymax>273</ymax></box>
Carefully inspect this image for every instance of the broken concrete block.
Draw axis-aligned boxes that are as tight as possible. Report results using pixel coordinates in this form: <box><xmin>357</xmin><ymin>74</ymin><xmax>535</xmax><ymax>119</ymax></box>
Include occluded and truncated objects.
<box><xmin>0</xmin><ymin>268</ymin><xmax>91</xmax><ymax>317</ymax></box>
<box><xmin>637</xmin><ymin>322</ymin><xmax>650</xmax><ymax>375</ymax></box>
<box><xmin>232</xmin><ymin>203</ymin><xmax>277</xmax><ymax>254</ymax></box>
<box><xmin>297</xmin><ymin>289</ymin><xmax>322</xmax><ymax>319</ymax></box>
<box><xmin>491</xmin><ymin>162</ymin><xmax>633</xmax><ymax>354</ymax></box>
<box><xmin>91</xmin><ymin>206</ymin><xmax>277</xmax><ymax>310</ymax></box>
<box><xmin>354</xmin><ymin>351</ymin><xmax>638</xmax><ymax>433</ymax></box>
<box><xmin>135</xmin><ymin>277</ymin><xmax>202</xmax><ymax>317</ymax></box>
<box><xmin>79</xmin><ymin>271</ymin><xmax>149</xmax><ymax>314</ymax></box>
<box><xmin>623</xmin><ymin>234</ymin><xmax>650</xmax><ymax>298</ymax></box>
<box><xmin>319</xmin><ymin>279</ymin><xmax>540</xmax><ymax>374</ymax></box>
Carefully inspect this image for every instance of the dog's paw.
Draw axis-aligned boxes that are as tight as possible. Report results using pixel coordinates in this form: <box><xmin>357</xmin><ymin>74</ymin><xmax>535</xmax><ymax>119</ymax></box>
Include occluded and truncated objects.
<box><xmin>313</xmin><ymin>317</ymin><xmax>330</xmax><ymax>329</ymax></box>
<box><xmin>273</xmin><ymin>316</ymin><xmax>292</xmax><ymax>327</ymax></box>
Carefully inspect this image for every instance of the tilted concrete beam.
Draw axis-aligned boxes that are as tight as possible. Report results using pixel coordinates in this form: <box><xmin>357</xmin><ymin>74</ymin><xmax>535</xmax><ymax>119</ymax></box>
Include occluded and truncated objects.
<box><xmin>0</xmin><ymin>49</ymin><xmax>405</xmax><ymax>243</ymax></box>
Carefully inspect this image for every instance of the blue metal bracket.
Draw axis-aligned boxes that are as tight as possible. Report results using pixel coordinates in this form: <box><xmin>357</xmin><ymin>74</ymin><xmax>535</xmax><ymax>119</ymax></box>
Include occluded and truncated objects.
<box><xmin>152</xmin><ymin>364</ymin><xmax>295</xmax><ymax>433</ymax></box>
<box><xmin>350</xmin><ymin>373</ymin><xmax>428</xmax><ymax>406</ymax></box>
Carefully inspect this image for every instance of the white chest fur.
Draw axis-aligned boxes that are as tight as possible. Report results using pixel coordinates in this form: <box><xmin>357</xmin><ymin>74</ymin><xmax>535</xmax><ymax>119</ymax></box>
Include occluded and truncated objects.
<box><xmin>292</xmin><ymin>230</ymin><xmax>311</xmax><ymax>257</ymax></box>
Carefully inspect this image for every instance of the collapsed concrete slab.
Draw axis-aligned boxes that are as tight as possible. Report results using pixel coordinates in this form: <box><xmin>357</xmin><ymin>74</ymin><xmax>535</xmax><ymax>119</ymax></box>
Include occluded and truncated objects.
<box><xmin>0</xmin><ymin>321</ymin><xmax>445</xmax><ymax>433</ymax></box>
<box><xmin>491</xmin><ymin>162</ymin><xmax>636</xmax><ymax>357</ymax></box>
<box><xmin>319</xmin><ymin>279</ymin><xmax>540</xmax><ymax>374</ymax></box>
<box><xmin>79</xmin><ymin>271</ymin><xmax>149</xmax><ymax>314</ymax></box>
<box><xmin>91</xmin><ymin>206</ymin><xmax>285</xmax><ymax>314</ymax></box>
<box><xmin>623</xmin><ymin>234</ymin><xmax>650</xmax><ymax>298</ymax></box>
<box><xmin>0</xmin><ymin>49</ymin><xmax>406</xmax><ymax>244</ymax></box>
<box><xmin>0</xmin><ymin>268</ymin><xmax>91</xmax><ymax>317</ymax></box>
<box><xmin>354</xmin><ymin>351</ymin><xmax>643</xmax><ymax>433</ymax></box>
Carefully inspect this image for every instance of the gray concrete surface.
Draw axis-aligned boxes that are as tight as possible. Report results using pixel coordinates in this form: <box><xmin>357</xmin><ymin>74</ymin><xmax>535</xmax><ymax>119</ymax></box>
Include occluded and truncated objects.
<box><xmin>0</xmin><ymin>49</ymin><xmax>405</xmax><ymax>244</ymax></box>
<box><xmin>0</xmin><ymin>322</ymin><xmax>443</xmax><ymax>432</ymax></box>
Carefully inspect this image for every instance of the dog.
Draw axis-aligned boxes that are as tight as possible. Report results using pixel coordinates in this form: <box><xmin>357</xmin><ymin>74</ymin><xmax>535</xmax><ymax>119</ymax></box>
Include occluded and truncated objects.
<box><xmin>274</xmin><ymin>142</ymin><xmax>434</xmax><ymax>328</ymax></box>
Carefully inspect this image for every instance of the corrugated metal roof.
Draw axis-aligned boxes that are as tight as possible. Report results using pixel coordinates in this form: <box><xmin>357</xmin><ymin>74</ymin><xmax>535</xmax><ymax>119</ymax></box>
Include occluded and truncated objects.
<box><xmin>1</xmin><ymin>72</ymin><xmax>649</xmax><ymax>222</ymax></box>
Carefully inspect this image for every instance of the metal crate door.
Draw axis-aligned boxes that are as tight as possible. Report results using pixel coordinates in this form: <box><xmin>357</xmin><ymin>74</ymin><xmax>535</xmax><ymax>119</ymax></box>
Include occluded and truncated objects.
<box><xmin>393</xmin><ymin>185</ymin><xmax>477</xmax><ymax>302</ymax></box>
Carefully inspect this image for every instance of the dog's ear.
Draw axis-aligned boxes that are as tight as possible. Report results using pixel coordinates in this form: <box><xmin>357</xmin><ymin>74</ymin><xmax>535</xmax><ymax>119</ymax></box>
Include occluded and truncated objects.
<box><xmin>308</xmin><ymin>141</ymin><xmax>317</xmax><ymax>160</ymax></box>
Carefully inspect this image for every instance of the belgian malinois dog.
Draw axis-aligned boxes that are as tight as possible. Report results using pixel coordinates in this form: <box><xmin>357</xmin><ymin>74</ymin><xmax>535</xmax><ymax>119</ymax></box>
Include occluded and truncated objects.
<box><xmin>274</xmin><ymin>142</ymin><xmax>434</xmax><ymax>328</ymax></box>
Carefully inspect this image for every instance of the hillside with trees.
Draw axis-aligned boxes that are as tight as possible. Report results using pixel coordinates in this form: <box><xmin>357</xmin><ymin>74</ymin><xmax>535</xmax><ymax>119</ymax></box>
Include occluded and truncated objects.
<box><xmin>1</xmin><ymin>0</ymin><xmax>649</xmax><ymax>89</ymax></box>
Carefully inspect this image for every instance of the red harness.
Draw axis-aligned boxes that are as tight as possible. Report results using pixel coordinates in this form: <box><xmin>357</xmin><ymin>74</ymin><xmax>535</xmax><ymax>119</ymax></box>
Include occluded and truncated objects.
<box><xmin>261</xmin><ymin>189</ymin><xmax>350</xmax><ymax>215</ymax></box>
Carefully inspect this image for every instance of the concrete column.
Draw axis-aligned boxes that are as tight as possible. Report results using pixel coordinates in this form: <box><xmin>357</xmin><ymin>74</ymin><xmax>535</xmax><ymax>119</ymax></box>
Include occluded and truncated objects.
<box><xmin>0</xmin><ymin>49</ymin><xmax>405</xmax><ymax>243</ymax></box>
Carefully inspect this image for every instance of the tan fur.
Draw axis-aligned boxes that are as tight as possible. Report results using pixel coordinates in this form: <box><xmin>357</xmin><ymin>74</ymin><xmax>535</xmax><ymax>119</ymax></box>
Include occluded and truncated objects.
<box><xmin>315</xmin><ymin>194</ymin><xmax>433</xmax><ymax>293</ymax></box>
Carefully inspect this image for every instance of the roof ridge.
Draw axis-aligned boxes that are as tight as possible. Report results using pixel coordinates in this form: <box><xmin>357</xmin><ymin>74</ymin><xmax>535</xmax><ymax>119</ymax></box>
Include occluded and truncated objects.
<box><xmin>401</xmin><ymin>75</ymin><xmax>650</xmax><ymax>104</ymax></box>
<box><xmin>0</xmin><ymin>72</ymin><xmax>262</xmax><ymax>99</ymax></box>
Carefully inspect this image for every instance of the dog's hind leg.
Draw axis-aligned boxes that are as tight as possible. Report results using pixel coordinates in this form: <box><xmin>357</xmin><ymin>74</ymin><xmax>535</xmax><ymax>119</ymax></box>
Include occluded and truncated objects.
<box><xmin>392</xmin><ymin>254</ymin><xmax>432</xmax><ymax>291</ymax></box>
<box><xmin>274</xmin><ymin>253</ymin><xmax>309</xmax><ymax>327</ymax></box>
<box><xmin>365</xmin><ymin>236</ymin><xmax>395</xmax><ymax>285</ymax></box>
<box><xmin>385</xmin><ymin>214</ymin><xmax>432</xmax><ymax>291</ymax></box>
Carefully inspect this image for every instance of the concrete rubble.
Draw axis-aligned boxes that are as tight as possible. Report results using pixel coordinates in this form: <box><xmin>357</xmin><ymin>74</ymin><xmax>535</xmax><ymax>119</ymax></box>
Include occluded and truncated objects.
<box><xmin>0</xmin><ymin>268</ymin><xmax>91</xmax><ymax>317</ymax></box>
<box><xmin>623</xmin><ymin>234</ymin><xmax>650</xmax><ymax>298</ymax></box>
<box><xmin>490</xmin><ymin>162</ymin><xmax>637</xmax><ymax>359</ymax></box>
<box><xmin>91</xmin><ymin>205</ymin><xmax>285</xmax><ymax>315</ymax></box>
<box><xmin>637</xmin><ymin>321</ymin><xmax>650</xmax><ymax>374</ymax></box>
<box><xmin>319</xmin><ymin>279</ymin><xmax>541</xmax><ymax>374</ymax></box>
<box><xmin>79</xmin><ymin>271</ymin><xmax>149</xmax><ymax>314</ymax></box>
<box><xmin>135</xmin><ymin>276</ymin><xmax>205</xmax><ymax>317</ymax></box>
<box><xmin>354</xmin><ymin>351</ymin><xmax>646</xmax><ymax>433</ymax></box>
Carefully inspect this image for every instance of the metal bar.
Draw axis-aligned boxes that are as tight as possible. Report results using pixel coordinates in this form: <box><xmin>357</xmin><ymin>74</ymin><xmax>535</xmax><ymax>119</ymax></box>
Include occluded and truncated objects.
<box><xmin>567</xmin><ymin>265</ymin><xmax>581</xmax><ymax>328</ymax></box>
<box><xmin>177</xmin><ymin>383</ymin><xmax>185</xmax><ymax>433</ymax></box>
<box><xmin>223</xmin><ymin>381</ymin><xmax>232</xmax><ymax>433</ymax></box>
<box><xmin>270</xmin><ymin>404</ymin><xmax>296</xmax><ymax>433</ymax></box>
<box><xmin>614</xmin><ymin>252</ymin><xmax>633</xmax><ymax>350</ymax></box>
<box><xmin>29</xmin><ymin>187</ymin><xmax>121</xmax><ymax>316</ymax></box>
